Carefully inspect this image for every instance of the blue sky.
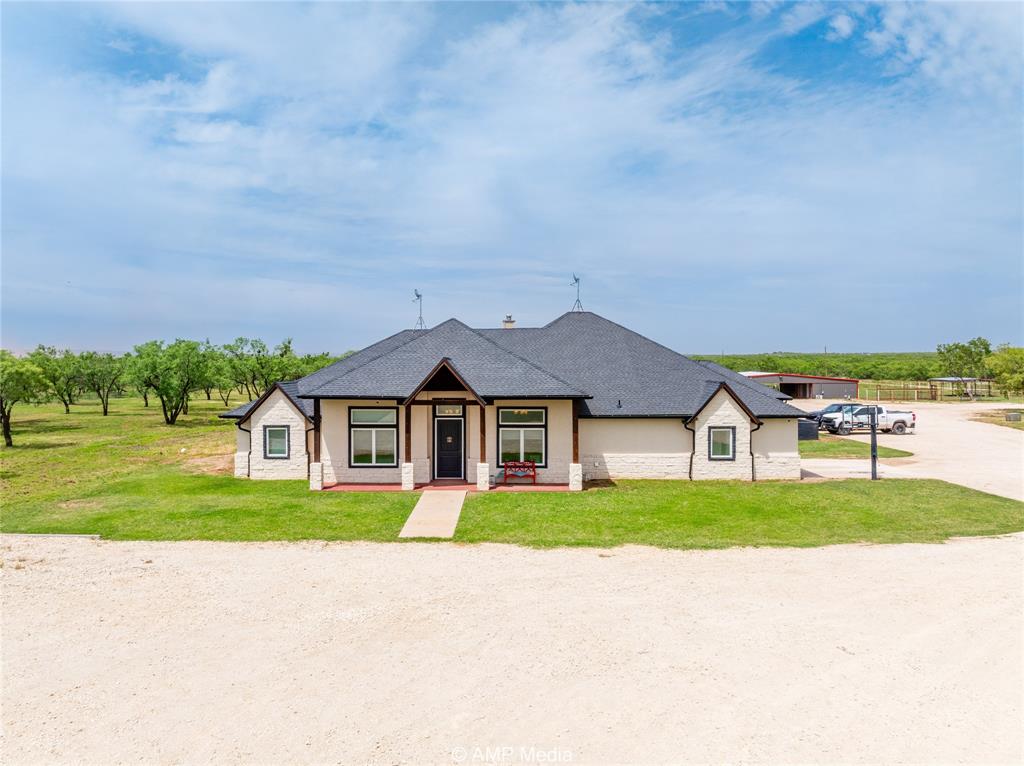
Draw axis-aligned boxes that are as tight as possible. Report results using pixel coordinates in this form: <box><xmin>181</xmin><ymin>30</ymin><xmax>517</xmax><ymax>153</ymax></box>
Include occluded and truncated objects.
<box><xmin>2</xmin><ymin>1</ymin><xmax>1021</xmax><ymax>354</ymax></box>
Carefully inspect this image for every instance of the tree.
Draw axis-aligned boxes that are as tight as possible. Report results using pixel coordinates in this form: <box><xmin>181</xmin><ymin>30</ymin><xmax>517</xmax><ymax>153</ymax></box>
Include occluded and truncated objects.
<box><xmin>79</xmin><ymin>352</ymin><xmax>126</xmax><ymax>416</ymax></box>
<box><xmin>0</xmin><ymin>351</ymin><xmax>46</xmax><ymax>447</ymax></box>
<box><xmin>987</xmin><ymin>345</ymin><xmax>1024</xmax><ymax>397</ymax></box>
<box><xmin>936</xmin><ymin>337</ymin><xmax>992</xmax><ymax>399</ymax></box>
<box><xmin>130</xmin><ymin>340</ymin><xmax>208</xmax><ymax>424</ymax></box>
<box><xmin>207</xmin><ymin>352</ymin><xmax>237</xmax><ymax>406</ymax></box>
<box><xmin>126</xmin><ymin>341</ymin><xmax>162</xmax><ymax>408</ymax></box>
<box><xmin>29</xmin><ymin>346</ymin><xmax>81</xmax><ymax>413</ymax></box>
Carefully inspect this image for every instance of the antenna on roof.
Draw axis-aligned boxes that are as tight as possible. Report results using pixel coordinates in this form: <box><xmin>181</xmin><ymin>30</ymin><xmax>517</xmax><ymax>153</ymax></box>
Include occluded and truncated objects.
<box><xmin>570</xmin><ymin>274</ymin><xmax>584</xmax><ymax>312</ymax></box>
<box><xmin>412</xmin><ymin>289</ymin><xmax>426</xmax><ymax>330</ymax></box>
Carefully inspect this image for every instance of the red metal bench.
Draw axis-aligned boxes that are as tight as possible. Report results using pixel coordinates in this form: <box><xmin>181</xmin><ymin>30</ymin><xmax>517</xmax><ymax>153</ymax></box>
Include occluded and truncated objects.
<box><xmin>502</xmin><ymin>460</ymin><xmax>537</xmax><ymax>485</ymax></box>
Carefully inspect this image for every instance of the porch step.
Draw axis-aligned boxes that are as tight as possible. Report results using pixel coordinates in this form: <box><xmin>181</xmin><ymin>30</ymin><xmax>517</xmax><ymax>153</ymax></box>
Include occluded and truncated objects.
<box><xmin>398</xmin><ymin>490</ymin><xmax>466</xmax><ymax>539</ymax></box>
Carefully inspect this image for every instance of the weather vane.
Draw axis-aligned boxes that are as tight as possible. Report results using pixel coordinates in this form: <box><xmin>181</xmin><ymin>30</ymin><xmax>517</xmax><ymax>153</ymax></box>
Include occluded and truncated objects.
<box><xmin>570</xmin><ymin>274</ymin><xmax>583</xmax><ymax>312</ymax></box>
<box><xmin>413</xmin><ymin>289</ymin><xmax>426</xmax><ymax>330</ymax></box>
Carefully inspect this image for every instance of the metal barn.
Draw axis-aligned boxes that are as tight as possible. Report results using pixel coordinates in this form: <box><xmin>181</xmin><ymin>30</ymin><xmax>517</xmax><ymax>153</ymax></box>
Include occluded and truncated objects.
<box><xmin>741</xmin><ymin>372</ymin><xmax>859</xmax><ymax>400</ymax></box>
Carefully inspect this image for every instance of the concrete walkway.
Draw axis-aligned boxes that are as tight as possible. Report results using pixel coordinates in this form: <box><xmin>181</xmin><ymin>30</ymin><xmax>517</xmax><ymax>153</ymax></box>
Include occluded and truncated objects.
<box><xmin>398</xmin><ymin>490</ymin><xmax>466</xmax><ymax>539</ymax></box>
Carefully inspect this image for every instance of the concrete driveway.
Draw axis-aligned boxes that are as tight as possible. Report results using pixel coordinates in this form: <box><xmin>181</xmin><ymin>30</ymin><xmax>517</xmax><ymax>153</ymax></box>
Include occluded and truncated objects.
<box><xmin>797</xmin><ymin>400</ymin><xmax>1024</xmax><ymax>501</ymax></box>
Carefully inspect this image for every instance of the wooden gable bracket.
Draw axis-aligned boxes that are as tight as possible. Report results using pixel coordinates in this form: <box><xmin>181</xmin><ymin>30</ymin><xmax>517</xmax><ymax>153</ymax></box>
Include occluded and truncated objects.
<box><xmin>403</xmin><ymin>357</ymin><xmax>487</xmax><ymax>408</ymax></box>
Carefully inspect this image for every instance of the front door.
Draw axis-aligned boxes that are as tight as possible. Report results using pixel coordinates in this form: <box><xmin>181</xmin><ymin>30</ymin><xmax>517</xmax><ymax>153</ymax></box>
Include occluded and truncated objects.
<box><xmin>435</xmin><ymin>419</ymin><xmax>463</xmax><ymax>479</ymax></box>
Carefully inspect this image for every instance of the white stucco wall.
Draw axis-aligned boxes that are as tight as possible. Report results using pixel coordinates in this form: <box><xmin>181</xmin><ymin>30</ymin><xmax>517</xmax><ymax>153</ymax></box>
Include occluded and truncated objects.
<box><xmin>309</xmin><ymin>389</ymin><xmax>799</xmax><ymax>486</ymax></box>
<box><xmin>578</xmin><ymin>419</ymin><xmax>692</xmax><ymax>480</ymax></box>
<box><xmin>690</xmin><ymin>389</ymin><xmax>754</xmax><ymax>480</ymax></box>
<box><xmin>246</xmin><ymin>389</ymin><xmax>310</xmax><ymax>480</ymax></box>
<box><xmin>488</xmin><ymin>399</ymin><xmax>573</xmax><ymax>484</ymax></box>
<box><xmin>751</xmin><ymin>418</ymin><xmax>801</xmax><ymax>479</ymax></box>
<box><xmin>320</xmin><ymin>399</ymin><xmax>404</xmax><ymax>485</ymax></box>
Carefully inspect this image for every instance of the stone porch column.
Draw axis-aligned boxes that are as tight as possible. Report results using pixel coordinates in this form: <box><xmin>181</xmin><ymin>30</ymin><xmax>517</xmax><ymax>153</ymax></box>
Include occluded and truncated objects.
<box><xmin>401</xmin><ymin>462</ymin><xmax>415</xmax><ymax>491</ymax></box>
<box><xmin>569</xmin><ymin>463</ymin><xmax>583</xmax><ymax>491</ymax></box>
<box><xmin>309</xmin><ymin>462</ymin><xmax>323</xmax><ymax>491</ymax></box>
<box><xmin>234</xmin><ymin>452</ymin><xmax>249</xmax><ymax>478</ymax></box>
<box><xmin>476</xmin><ymin>463</ymin><xmax>490</xmax><ymax>491</ymax></box>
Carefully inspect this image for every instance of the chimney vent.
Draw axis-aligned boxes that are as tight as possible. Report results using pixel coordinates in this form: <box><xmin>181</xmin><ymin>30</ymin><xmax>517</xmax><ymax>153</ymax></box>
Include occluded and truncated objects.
<box><xmin>502</xmin><ymin>314</ymin><xmax>516</xmax><ymax>329</ymax></box>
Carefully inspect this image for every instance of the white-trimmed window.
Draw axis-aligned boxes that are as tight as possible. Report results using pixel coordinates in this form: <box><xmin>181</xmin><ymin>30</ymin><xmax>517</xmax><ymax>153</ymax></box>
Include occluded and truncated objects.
<box><xmin>498</xmin><ymin>408</ymin><xmax>546</xmax><ymax>466</ymax></box>
<box><xmin>263</xmin><ymin>425</ymin><xmax>290</xmax><ymax>459</ymax></box>
<box><xmin>708</xmin><ymin>426</ymin><xmax>735</xmax><ymax>461</ymax></box>
<box><xmin>349</xmin><ymin>408</ymin><xmax>398</xmax><ymax>467</ymax></box>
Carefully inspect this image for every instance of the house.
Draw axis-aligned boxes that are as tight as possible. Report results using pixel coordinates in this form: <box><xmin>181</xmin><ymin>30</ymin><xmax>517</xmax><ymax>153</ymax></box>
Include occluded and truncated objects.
<box><xmin>220</xmin><ymin>311</ymin><xmax>805</xmax><ymax>490</ymax></box>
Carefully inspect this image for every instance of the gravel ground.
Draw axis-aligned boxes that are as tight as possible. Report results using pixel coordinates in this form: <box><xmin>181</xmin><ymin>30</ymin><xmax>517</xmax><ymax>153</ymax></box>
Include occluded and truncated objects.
<box><xmin>797</xmin><ymin>400</ymin><xmax>1024</xmax><ymax>500</ymax></box>
<box><xmin>3</xmin><ymin>534</ymin><xmax>1021</xmax><ymax>764</ymax></box>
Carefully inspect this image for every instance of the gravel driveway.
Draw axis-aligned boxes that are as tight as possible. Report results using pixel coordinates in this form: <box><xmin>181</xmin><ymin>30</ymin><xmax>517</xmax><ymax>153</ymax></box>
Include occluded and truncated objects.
<box><xmin>798</xmin><ymin>400</ymin><xmax>1024</xmax><ymax>500</ymax></box>
<box><xmin>3</xmin><ymin>534</ymin><xmax>1021</xmax><ymax>764</ymax></box>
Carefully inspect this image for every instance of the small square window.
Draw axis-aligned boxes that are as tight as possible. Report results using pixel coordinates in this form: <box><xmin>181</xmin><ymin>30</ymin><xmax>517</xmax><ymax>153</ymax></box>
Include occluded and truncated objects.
<box><xmin>709</xmin><ymin>427</ymin><xmax>735</xmax><ymax>461</ymax></box>
<box><xmin>435</xmin><ymin>404</ymin><xmax>463</xmax><ymax>416</ymax></box>
<box><xmin>264</xmin><ymin>426</ymin><xmax>290</xmax><ymax>459</ymax></box>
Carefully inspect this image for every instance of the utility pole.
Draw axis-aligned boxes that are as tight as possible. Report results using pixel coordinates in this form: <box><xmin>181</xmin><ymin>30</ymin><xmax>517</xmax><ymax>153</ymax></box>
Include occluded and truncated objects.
<box><xmin>869</xmin><ymin>405</ymin><xmax>879</xmax><ymax>480</ymax></box>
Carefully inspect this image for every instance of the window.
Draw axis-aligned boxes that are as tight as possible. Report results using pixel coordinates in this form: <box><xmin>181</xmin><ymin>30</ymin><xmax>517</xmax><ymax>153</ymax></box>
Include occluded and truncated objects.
<box><xmin>434</xmin><ymin>404</ymin><xmax>463</xmax><ymax>416</ymax></box>
<box><xmin>349</xmin><ymin>408</ymin><xmax>398</xmax><ymax>467</ymax></box>
<box><xmin>708</xmin><ymin>427</ymin><xmax>735</xmax><ymax>461</ymax></box>
<box><xmin>264</xmin><ymin>425</ymin><xmax>290</xmax><ymax>459</ymax></box>
<box><xmin>498</xmin><ymin>408</ymin><xmax>546</xmax><ymax>466</ymax></box>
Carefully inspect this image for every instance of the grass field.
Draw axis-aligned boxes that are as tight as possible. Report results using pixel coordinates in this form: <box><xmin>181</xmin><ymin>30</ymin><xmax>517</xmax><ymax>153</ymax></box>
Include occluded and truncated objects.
<box><xmin>799</xmin><ymin>434</ymin><xmax>913</xmax><ymax>459</ymax></box>
<box><xmin>457</xmin><ymin>479</ymin><xmax>1022</xmax><ymax>548</ymax></box>
<box><xmin>2</xmin><ymin>397</ymin><xmax>1021</xmax><ymax>548</ymax></box>
<box><xmin>0</xmin><ymin>398</ymin><xmax>415</xmax><ymax>541</ymax></box>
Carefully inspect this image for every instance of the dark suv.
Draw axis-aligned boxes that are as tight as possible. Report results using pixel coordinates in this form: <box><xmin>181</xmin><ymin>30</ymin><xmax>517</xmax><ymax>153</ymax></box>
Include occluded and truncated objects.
<box><xmin>804</xmin><ymin>402</ymin><xmax>861</xmax><ymax>430</ymax></box>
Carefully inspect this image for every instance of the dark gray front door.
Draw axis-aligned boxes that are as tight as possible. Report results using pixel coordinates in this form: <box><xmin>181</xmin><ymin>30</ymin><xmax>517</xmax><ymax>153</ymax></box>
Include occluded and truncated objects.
<box><xmin>435</xmin><ymin>419</ymin><xmax>463</xmax><ymax>479</ymax></box>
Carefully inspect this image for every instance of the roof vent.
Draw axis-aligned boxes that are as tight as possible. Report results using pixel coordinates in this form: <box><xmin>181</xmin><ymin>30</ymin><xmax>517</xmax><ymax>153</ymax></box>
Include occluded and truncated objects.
<box><xmin>502</xmin><ymin>314</ymin><xmax>516</xmax><ymax>329</ymax></box>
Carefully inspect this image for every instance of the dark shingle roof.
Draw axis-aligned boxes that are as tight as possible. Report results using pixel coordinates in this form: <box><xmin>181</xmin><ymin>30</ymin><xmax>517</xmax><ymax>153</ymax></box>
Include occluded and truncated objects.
<box><xmin>218</xmin><ymin>380</ymin><xmax>313</xmax><ymax>422</ymax></box>
<box><xmin>299</xmin><ymin>319</ymin><xmax>586</xmax><ymax>399</ymax></box>
<box><xmin>292</xmin><ymin>311</ymin><xmax>805</xmax><ymax>419</ymax></box>
<box><xmin>477</xmin><ymin>312</ymin><xmax>801</xmax><ymax>417</ymax></box>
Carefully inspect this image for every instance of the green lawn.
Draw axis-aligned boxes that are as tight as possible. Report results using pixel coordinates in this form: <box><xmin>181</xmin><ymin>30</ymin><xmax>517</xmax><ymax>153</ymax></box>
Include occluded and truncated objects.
<box><xmin>457</xmin><ymin>480</ymin><xmax>1022</xmax><ymax>549</ymax></box>
<box><xmin>2</xmin><ymin>397</ymin><xmax>1021</xmax><ymax>548</ymax></box>
<box><xmin>0</xmin><ymin>397</ymin><xmax>415</xmax><ymax>541</ymax></box>
<box><xmin>799</xmin><ymin>434</ymin><xmax>913</xmax><ymax>459</ymax></box>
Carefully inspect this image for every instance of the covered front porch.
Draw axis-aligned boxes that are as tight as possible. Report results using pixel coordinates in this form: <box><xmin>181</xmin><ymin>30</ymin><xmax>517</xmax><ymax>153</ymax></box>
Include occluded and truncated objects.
<box><xmin>307</xmin><ymin>358</ymin><xmax>584</xmax><ymax>492</ymax></box>
<box><xmin>323</xmin><ymin>481</ymin><xmax>572</xmax><ymax>492</ymax></box>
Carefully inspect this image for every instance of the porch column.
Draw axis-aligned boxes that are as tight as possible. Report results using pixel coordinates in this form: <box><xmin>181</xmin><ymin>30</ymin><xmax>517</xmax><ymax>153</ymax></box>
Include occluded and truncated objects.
<box><xmin>309</xmin><ymin>398</ymin><xmax>323</xmax><ymax>491</ymax></box>
<box><xmin>569</xmin><ymin>399</ymin><xmax>583</xmax><ymax>491</ymax></box>
<box><xmin>401</xmin><ymin>402</ymin><xmax>415</xmax><ymax>490</ymax></box>
<box><xmin>476</xmin><ymin>402</ymin><xmax>489</xmax><ymax>491</ymax></box>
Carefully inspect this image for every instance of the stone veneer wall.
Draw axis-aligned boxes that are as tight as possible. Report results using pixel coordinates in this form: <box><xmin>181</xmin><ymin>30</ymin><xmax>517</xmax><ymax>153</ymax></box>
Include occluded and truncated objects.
<box><xmin>246</xmin><ymin>388</ymin><xmax>310</xmax><ymax>480</ymax></box>
<box><xmin>689</xmin><ymin>389</ymin><xmax>754</xmax><ymax>481</ymax></box>
<box><xmin>578</xmin><ymin>419</ymin><xmax>692</xmax><ymax>480</ymax></box>
<box><xmin>751</xmin><ymin>418</ymin><xmax>801</xmax><ymax>479</ymax></box>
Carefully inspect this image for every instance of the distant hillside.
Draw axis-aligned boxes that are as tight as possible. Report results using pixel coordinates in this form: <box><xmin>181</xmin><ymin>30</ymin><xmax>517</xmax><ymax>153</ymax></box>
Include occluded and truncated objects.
<box><xmin>690</xmin><ymin>352</ymin><xmax>940</xmax><ymax>381</ymax></box>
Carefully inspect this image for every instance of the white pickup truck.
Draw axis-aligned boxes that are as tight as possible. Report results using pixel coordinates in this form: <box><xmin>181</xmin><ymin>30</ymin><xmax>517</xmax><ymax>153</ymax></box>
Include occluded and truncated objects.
<box><xmin>821</xmin><ymin>404</ymin><xmax>916</xmax><ymax>435</ymax></box>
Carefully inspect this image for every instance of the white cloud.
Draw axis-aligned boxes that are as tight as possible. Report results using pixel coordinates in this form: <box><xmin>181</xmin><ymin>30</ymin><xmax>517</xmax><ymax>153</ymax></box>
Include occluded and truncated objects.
<box><xmin>827</xmin><ymin>13</ymin><xmax>855</xmax><ymax>41</ymax></box>
<box><xmin>1</xmin><ymin>2</ymin><xmax>1020</xmax><ymax>352</ymax></box>
<box><xmin>863</xmin><ymin>1</ymin><xmax>1022</xmax><ymax>97</ymax></box>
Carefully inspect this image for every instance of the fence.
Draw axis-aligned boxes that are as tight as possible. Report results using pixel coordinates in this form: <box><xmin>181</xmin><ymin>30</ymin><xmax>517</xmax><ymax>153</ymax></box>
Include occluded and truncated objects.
<box><xmin>857</xmin><ymin>379</ymin><xmax>1002</xmax><ymax>402</ymax></box>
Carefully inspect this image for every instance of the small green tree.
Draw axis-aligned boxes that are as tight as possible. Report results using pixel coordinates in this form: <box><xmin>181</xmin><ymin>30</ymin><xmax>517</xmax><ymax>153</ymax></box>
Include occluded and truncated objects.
<box><xmin>207</xmin><ymin>352</ymin><xmax>237</xmax><ymax>406</ymax></box>
<box><xmin>28</xmin><ymin>346</ymin><xmax>81</xmax><ymax>413</ymax></box>
<box><xmin>987</xmin><ymin>345</ymin><xmax>1024</xmax><ymax>397</ymax></box>
<box><xmin>79</xmin><ymin>352</ymin><xmax>126</xmax><ymax>416</ymax></box>
<box><xmin>132</xmin><ymin>340</ymin><xmax>208</xmax><ymax>425</ymax></box>
<box><xmin>936</xmin><ymin>337</ymin><xmax>992</xmax><ymax>399</ymax></box>
<box><xmin>0</xmin><ymin>350</ymin><xmax>46</xmax><ymax>447</ymax></box>
<box><xmin>125</xmin><ymin>342</ymin><xmax>163</xmax><ymax>407</ymax></box>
